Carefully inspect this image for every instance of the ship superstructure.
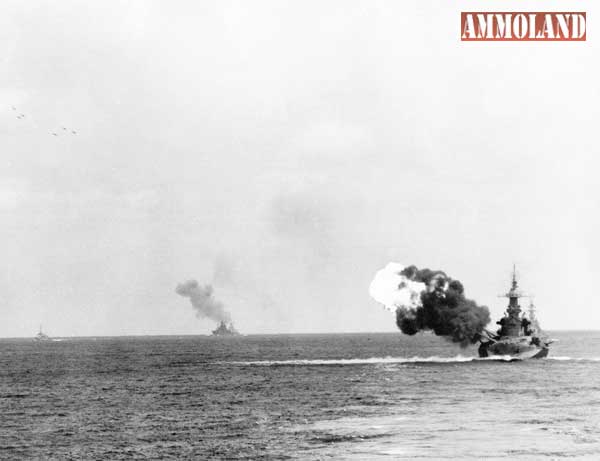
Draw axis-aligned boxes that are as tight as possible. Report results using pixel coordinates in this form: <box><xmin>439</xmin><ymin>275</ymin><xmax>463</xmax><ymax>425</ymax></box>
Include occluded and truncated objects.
<box><xmin>478</xmin><ymin>266</ymin><xmax>551</xmax><ymax>359</ymax></box>
<box><xmin>527</xmin><ymin>299</ymin><xmax>541</xmax><ymax>334</ymax></box>
<box><xmin>34</xmin><ymin>325</ymin><xmax>51</xmax><ymax>341</ymax></box>
<box><xmin>496</xmin><ymin>267</ymin><xmax>529</xmax><ymax>337</ymax></box>
<box><xmin>211</xmin><ymin>321</ymin><xmax>240</xmax><ymax>336</ymax></box>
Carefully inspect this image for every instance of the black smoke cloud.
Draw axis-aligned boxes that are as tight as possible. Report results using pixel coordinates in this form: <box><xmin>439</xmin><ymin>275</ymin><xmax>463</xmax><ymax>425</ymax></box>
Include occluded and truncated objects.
<box><xmin>395</xmin><ymin>265</ymin><xmax>490</xmax><ymax>347</ymax></box>
<box><xmin>175</xmin><ymin>280</ymin><xmax>231</xmax><ymax>323</ymax></box>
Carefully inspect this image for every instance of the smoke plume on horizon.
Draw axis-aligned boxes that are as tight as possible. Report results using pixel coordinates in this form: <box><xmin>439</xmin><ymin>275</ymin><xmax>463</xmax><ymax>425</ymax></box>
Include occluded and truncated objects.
<box><xmin>175</xmin><ymin>280</ymin><xmax>231</xmax><ymax>324</ymax></box>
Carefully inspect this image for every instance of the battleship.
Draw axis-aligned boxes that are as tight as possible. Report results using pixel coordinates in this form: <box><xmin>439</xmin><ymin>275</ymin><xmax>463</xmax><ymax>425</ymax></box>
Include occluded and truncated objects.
<box><xmin>212</xmin><ymin>321</ymin><xmax>240</xmax><ymax>337</ymax></box>
<box><xmin>34</xmin><ymin>325</ymin><xmax>51</xmax><ymax>341</ymax></box>
<box><xmin>478</xmin><ymin>267</ymin><xmax>552</xmax><ymax>360</ymax></box>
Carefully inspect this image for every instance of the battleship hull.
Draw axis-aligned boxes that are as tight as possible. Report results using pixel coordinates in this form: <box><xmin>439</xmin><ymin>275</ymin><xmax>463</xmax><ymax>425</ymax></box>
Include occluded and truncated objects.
<box><xmin>478</xmin><ymin>336</ymin><xmax>549</xmax><ymax>360</ymax></box>
<box><xmin>211</xmin><ymin>330</ymin><xmax>240</xmax><ymax>337</ymax></box>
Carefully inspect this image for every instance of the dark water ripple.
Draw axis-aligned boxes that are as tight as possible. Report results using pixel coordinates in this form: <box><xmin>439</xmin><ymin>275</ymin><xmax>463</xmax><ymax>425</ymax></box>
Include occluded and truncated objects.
<box><xmin>0</xmin><ymin>332</ymin><xmax>599</xmax><ymax>459</ymax></box>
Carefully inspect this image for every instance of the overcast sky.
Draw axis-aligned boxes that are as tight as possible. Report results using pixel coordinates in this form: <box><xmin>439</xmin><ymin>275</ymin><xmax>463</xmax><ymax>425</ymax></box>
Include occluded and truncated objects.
<box><xmin>1</xmin><ymin>0</ymin><xmax>599</xmax><ymax>337</ymax></box>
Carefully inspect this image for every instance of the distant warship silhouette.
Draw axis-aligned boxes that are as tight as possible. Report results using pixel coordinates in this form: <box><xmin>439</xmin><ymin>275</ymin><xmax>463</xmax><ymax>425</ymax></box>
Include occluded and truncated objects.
<box><xmin>478</xmin><ymin>266</ymin><xmax>552</xmax><ymax>359</ymax></box>
<box><xmin>211</xmin><ymin>321</ymin><xmax>240</xmax><ymax>336</ymax></box>
<box><xmin>34</xmin><ymin>325</ymin><xmax>51</xmax><ymax>341</ymax></box>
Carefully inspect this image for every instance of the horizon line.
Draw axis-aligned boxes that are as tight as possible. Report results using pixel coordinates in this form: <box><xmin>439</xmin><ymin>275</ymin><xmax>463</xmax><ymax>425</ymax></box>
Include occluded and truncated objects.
<box><xmin>1</xmin><ymin>329</ymin><xmax>599</xmax><ymax>340</ymax></box>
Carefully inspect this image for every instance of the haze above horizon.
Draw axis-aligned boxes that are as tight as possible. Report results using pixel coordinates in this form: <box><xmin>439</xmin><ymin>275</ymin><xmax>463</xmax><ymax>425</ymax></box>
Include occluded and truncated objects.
<box><xmin>2</xmin><ymin>1</ymin><xmax>599</xmax><ymax>337</ymax></box>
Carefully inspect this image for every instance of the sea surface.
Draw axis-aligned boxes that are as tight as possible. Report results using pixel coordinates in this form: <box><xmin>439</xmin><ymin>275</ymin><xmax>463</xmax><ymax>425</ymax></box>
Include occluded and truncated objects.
<box><xmin>1</xmin><ymin>331</ymin><xmax>599</xmax><ymax>460</ymax></box>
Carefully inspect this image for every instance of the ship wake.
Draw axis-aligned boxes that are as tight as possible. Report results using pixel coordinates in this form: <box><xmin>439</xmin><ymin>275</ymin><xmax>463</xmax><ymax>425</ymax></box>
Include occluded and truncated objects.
<box><xmin>224</xmin><ymin>355</ymin><xmax>511</xmax><ymax>366</ymax></box>
<box><xmin>545</xmin><ymin>356</ymin><xmax>600</xmax><ymax>362</ymax></box>
<box><xmin>222</xmin><ymin>355</ymin><xmax>600</xmax><ymax>366</ymax></box>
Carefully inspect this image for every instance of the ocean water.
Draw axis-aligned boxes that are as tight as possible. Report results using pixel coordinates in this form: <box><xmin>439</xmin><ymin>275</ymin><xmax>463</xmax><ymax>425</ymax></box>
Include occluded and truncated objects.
<box><xmin>1</xmin><ymin>331</ymin><xmax>599</xmax><ymax>460</ymax></box>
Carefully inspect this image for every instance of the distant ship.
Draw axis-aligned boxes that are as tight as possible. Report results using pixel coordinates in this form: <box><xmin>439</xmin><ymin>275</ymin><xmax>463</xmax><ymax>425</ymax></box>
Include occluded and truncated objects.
<box><xmin>478</xmin><ymin>266</ymin><xmax>552</xmax><ymax>360</ymax></box>
<box><xmin>212</xmin><ymin>321</ymin><xmax>240</xmax><ymax>336</ymax></box>
<box><xmin>34</xmin><ymin>325</ymin><xmax>51</xmax><ymax>341</ymax></box>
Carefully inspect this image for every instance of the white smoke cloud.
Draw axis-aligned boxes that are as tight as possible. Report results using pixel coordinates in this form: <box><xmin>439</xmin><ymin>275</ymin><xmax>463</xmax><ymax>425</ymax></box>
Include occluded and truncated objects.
<box><xmin>368</xmin><ymin>262</ymin><xmax>426</xmax><ymax>312</ymax></box>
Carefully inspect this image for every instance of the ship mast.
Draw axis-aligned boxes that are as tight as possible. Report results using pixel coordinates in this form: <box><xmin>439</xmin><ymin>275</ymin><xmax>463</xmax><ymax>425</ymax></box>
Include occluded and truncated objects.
<box><xmin>505</xmin><ymin>264</ymin><xmax>524</xmax><ymax>316</ymax></box>
<box><xmin>497</xmin><ymin>264</ymin><xmax>529</xmax><ymax>337</ymax></box>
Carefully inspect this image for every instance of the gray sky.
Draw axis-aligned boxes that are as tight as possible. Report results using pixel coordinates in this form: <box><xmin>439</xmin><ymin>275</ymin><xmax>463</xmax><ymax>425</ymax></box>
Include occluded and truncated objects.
<box><xmin>1</xmin><ymin>0</ymin><xmax>599</xmax><ymax>337</ymax></box>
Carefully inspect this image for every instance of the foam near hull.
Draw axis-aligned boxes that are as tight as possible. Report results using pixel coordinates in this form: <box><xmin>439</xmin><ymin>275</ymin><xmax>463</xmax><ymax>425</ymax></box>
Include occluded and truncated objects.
<box><xmin>479</xmin><ymin>336</ymin><xmax>549</xmax><ymax>360</ymax></box>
